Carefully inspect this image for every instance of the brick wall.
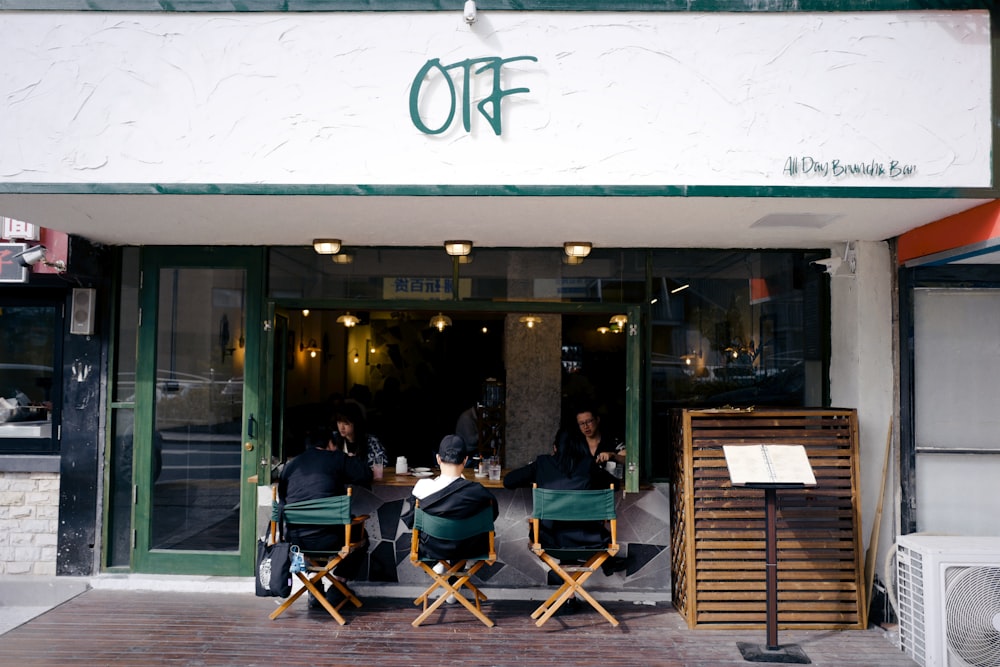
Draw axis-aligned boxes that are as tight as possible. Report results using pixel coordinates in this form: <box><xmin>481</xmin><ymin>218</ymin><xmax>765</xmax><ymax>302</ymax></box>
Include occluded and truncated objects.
<box><xmin>0</xmin><ymin>471</ymin><xmax>60</xmax><ymax>575</ymax></box>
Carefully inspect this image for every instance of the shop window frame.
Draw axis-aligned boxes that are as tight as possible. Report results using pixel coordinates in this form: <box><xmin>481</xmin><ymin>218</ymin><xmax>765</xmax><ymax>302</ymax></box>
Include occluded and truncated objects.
<box><xmin>0</xmin><ymin>288</ymin><xmax>64</xmax><ymax>455</ymax></box>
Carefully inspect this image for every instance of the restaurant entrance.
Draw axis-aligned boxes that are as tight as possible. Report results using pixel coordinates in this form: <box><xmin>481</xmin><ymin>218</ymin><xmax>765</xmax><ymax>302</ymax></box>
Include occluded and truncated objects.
<box><xmin>130</xmin><ymin>247</ymin><xmax>266</xmax><ymax>575</ymax></box>
<box><xmin>270</xmin><ymin>305</ymin><xmax>629</xmax><ymax>473</ymax></box>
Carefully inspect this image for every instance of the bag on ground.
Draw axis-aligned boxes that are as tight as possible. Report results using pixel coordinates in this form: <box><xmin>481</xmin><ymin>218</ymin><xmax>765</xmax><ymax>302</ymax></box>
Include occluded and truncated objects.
<box><xmin>255</xmin><ymin>537</ymin><xmax>292</xmax><ymax>598</ymax></box>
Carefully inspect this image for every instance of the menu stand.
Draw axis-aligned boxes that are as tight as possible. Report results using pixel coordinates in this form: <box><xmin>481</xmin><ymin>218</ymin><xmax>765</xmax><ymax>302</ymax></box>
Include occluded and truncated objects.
<box><xmin>723</xmin><ymin>444</ymin><xmax>817</xmax><ymax>665</ymax></box>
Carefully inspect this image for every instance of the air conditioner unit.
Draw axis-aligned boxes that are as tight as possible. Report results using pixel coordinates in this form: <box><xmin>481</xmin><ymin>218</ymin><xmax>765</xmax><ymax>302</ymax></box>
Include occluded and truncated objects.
<box><xmin>896</xmin><ymin>535</ymin><xmax>1000</xmax><ymax>667</ymax></box>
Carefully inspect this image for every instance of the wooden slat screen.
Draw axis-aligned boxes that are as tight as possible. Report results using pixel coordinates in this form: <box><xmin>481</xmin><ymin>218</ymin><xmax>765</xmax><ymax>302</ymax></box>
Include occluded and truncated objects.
<box><xmin>670</xmin><ymin>408</ymin><xmax>865</xmax><ymax>630</ymax></box>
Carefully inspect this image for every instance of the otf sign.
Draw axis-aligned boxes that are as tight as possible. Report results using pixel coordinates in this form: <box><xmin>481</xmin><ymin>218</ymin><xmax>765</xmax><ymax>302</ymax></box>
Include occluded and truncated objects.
<box><xmin>409</xmin><ymin>56</ymin><xmax>538</xmax><ymax>136</ymax></box>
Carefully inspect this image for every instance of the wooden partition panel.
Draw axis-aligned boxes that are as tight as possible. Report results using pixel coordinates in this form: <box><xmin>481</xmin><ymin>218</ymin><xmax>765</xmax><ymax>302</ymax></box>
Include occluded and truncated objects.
<box><xmin>670</xmin><ymin>408</ymin><xmax>865</xmax><ymax>629</ymax></box>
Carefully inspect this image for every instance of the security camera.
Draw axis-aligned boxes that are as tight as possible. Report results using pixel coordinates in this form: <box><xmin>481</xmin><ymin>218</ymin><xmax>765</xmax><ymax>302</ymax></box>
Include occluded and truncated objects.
<box><xmin>463</xmin><ymin>0</ymin><xmax>477</xmax><ymax>25</ymax></box>
<box><xmin>811</xmin><ymin>257</ymin><xmax>842</xmax><ymax>275</ymax></box>
<box><xmin>13</xmin><ymin>244</ymin><xmax>47</xmax><ymax>268</ymax></box>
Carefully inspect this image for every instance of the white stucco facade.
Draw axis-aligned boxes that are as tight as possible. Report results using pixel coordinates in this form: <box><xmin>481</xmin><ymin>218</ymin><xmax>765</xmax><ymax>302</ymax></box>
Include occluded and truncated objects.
<box><xmin>0</xmin><ymin>11</ymin><xmax>990</xmax><ymax>188</ymax></box>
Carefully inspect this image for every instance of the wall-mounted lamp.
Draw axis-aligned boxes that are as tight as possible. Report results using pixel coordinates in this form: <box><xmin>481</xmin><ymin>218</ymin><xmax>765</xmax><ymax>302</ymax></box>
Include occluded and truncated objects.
<box><xmin>304</xmin><ymin>339</ymin><xmax>321</xmax><ymax>359</ymax></box>
<box><xmin>313</xmin><ymin>239</ymin><xmax>342</xmax><ymax>254</ymax></box>
<box><xmin>519</xmin><ymin>315</ymin><xmax>543</xmax><ymax>329</ymax></box>
<box><xmin>444</xmin><ymin>240</ymin><xmax>473</xmax><ymax>256</ymax></box>
<box><xmin>331</xmin><ymin>252</ymin><xmax>354</xmax><ymax>264</ymax></box>
<box><xmin>563</xmin><ymin>242</ymin><xmax>592</xmax><ymax>259</ymax></box>
<box><xmin>351</xmin><ymin>348</ymin><xmax>361</xmax><ymax>364</ymax></box>
<box><xmin>12</xmin><ymin>245</ymin><xmax>65</xmax><ymax>272</ymax></box>
<box><xmin>430</xmin><ymin>313</ymin><xmax>453</xmax><ymax>332</ymax></box>
<box><xmin>337</xmin><ymin>312</ymin><xmax>360</xmax><ymax>328</ymax></box>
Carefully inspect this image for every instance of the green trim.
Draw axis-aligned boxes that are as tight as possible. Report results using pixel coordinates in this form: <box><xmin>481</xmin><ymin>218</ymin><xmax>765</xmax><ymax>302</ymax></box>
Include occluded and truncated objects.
<box><xmin>133</xmin><ymin>246</ymin><xmax>266</xmax><ymax>576</ymax></box>
<box><xmin>624</xmin><ymin>303</ymin><xmax>641</xmax><ymax>493</ymax></box>
<box><xmin>0</xmin><ymin>1</ymin><xmax>990</xmax><ymax>12</ymax></box>
<box><xmin>0</xmin><ymin>182</ymin><xmax>995</xmax><ymax>199</ymax></box>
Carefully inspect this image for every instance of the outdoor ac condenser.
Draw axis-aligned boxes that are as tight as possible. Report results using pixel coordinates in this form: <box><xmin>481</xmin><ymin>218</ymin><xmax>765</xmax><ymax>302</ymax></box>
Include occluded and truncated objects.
<box><xmin>895</xmin><ymin>534</ymin><xmax>1000</xmax><ymax>667</ymax></box>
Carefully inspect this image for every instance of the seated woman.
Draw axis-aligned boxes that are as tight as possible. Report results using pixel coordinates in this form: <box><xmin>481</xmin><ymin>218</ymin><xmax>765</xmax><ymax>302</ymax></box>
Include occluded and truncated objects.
<box><xmin>503</xmin><ymin>428</ymin><xmax>616</xmax><ymax>550</ymax></box>
<box><xmin>332</xmin><ymin>401</ymin><xmax>388</xmax><ymax>480</ymax></box>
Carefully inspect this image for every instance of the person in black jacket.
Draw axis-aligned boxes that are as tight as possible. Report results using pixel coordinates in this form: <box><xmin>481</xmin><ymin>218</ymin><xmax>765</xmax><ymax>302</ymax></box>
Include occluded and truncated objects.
<box><xmin>401</xmin><ymin>435</ymin><xmax>499</xmax><ymax>563</ymax></box>
<box><xmin>503</xmin><ymin>428</ymin><xmax>617</xmax><ymax>550</ymax></box>
<box><xmin>279</xmin><ymin>431</ymin><xmax>372</xmax><ymax>604</ymax></box>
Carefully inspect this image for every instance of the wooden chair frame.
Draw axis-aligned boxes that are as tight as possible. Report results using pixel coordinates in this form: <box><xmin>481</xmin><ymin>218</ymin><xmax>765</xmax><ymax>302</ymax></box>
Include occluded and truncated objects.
<box><xmin>409</xmin><ymin>501</ymin><xmax>497</xmax><ymax>627</ymax></box>
<box><xmin>529</xmin><ymin>484</ymin><xmax>620</xmax><ymax>627</ymax></box>
<box><xmin>267</xmin><ymin>487</ymin><xmax>369</xmax><ymax>625</ymax></box>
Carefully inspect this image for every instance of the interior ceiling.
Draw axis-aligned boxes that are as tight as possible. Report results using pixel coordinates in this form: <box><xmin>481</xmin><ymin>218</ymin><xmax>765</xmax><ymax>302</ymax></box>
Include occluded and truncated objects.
<box><xmin>0</xmin><ymin>192</ymin><xmax>993</xmax><ymax>252</ymax></box>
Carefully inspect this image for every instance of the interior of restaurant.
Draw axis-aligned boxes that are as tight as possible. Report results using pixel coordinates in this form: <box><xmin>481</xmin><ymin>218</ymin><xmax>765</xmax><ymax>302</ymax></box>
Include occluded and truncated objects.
<box><xmin>274</xmin><ymin>307</ymin><xmax>628</xmax><ymax>469</ymax></box>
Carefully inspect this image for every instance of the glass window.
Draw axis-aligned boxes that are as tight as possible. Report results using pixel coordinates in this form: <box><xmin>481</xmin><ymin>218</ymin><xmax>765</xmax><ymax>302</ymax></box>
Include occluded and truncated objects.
<box><xmin>268</xmin><ymin>246</ymin><xmax>827</xmax><ymax>482</ymax></box>
<box><xmin>268</xmin><ymin>246</ymin><xmax>646</xmax><ymax>304</ymax></box>
<box><xmin>648</xmin><ymin>250</ymin><xmax>826</xmax><ymax>478</ymax></box>
<box><xmin>150</xmin><ymin>267</ymin><xmax>246</xmax><ymax>551</ymax></box>
<box><xmin>106</xmin><ymin>247</ymin><xmax>140</xmax><ymax>567</ymax></box>
<box><xmin>0</xmin><ymin>295</ymin><xmax>62</xmax><ymax>454</ymax></box>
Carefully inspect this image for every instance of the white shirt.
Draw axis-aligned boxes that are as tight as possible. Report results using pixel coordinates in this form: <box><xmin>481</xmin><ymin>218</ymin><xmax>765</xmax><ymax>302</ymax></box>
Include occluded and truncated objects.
<box><xmin>412</xmin><ymin>473</ymin><xmax>464</xmax><ymax>500</ymax></box>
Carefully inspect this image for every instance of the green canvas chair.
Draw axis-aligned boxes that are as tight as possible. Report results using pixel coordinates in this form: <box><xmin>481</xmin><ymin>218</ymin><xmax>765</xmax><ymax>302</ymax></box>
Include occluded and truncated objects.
<box><xmin>529</xmin><ymin>484</ymin><xmax>619</xmax><ymax>627</ymax></box>
<box><xmin>409</xmin><ymin>502</ymin><xmax>497</xmax><ymax>627</ymax></box>
<box><xmin>268</xmin><ymin>487</ymin><xmax>368</xmax><ymax>625</ymax></box>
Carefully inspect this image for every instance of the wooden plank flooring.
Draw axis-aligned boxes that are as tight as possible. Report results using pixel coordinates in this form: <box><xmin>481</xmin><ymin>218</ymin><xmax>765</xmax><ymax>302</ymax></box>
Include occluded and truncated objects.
<box><xmin>0</xmin><ymin>590</ymin><xmax>916</xmax><ymax>667</ymax></box>
<box><xmin>0</xmin><ymin>590</ymin><xmax>916</xmax><ymax>666</ymax></box>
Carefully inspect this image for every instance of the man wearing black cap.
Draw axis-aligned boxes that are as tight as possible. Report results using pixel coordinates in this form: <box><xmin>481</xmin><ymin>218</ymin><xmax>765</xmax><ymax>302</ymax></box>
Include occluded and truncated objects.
<box><xmin>401</xmin><ymin>434</ymin><xmax>499</xmax><ymax>563</ymax></box>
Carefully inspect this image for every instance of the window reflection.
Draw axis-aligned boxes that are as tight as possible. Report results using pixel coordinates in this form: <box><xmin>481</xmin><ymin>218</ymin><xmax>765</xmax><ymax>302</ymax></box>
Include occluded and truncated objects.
<box><xmin>0</xmin><ymin>305</ymin><xmax>56</xmax><ymax>440</ymax></box>
<box><xmin>150</xmin><ymin>268</ymin><xmax>245</xmax><ymax>552</ymax></box>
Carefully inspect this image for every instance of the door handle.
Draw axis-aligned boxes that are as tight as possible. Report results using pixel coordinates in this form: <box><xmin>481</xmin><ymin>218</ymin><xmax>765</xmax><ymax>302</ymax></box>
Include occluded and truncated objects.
<box><xmin>247</xmin><ymin>413</ymin><xmax>257</xmax><ymax>439</ymax></box>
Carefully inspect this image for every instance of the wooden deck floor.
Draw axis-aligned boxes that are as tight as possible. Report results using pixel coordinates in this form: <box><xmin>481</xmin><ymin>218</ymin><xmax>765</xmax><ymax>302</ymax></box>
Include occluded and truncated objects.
<box><xmin>0</xmin><ymin>590</ymin><xmax>916</xmax><ymax>667</ymax></box>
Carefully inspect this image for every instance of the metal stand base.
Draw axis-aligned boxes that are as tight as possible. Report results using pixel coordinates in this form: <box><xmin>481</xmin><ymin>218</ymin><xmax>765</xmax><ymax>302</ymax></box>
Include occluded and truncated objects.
<box><xmin>737</xmin><ymin>642</ymin><xmax>811</xmax><ymax>664</ymax></box>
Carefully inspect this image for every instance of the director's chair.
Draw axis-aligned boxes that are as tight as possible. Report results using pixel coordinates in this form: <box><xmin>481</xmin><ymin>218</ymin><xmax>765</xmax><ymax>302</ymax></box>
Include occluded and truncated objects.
<box><xmin>268</xmin><ymin>487</ymin><xmax>369</xmax><ymax>625</ymax></box>
<box><xmin>409</xmin><ymin>501</ymin><xmax>497</xmax><ymax>627</ymax></box>
<box><xmin>529</xmin><ymin>484</ymin><xmax>619</xmax><ymax>627</ymax></box>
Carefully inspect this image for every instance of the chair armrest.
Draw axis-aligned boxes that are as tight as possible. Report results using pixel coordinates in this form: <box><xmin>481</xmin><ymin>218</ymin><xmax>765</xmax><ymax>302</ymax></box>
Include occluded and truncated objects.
<box><xmin>351</xmin><ymin>514</ymin><xmax>370</xmax><ymax>524</ymax></box>
<box><xmin>409</xmin><ymin>528</ymin><xmax>420</xmax><ymax>563</ymax></box>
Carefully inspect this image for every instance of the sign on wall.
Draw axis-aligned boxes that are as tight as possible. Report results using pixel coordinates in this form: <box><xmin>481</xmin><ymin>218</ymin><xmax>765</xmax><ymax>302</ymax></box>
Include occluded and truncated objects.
<box><xmin>0</xmin><ymin>12</ymin><xmax>990</xmax><ymax>188</ymax></box>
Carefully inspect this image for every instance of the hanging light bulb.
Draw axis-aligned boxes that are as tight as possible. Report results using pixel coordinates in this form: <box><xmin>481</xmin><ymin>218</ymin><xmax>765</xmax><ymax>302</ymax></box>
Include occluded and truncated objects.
<box><xmin>337</xmin><ymin>312</ymin><xmax>360</xmax><ymax>328</ymax></box>
<box><xmin>429</xmin><ymin>313</ymin><xmax>453</xmax><ymax>331</ymax></box>
<box><xmin>609</xmin><ymin>314</ymin><xmax>628</xmax><ymax>328</ymax></box>
<box><xmin>518</xmin><ymin>315</ymin><xmax>543</xmax><ymax>329</ymax></box>
<box><xmin>597</xmin><ymin>326</ymin><xmax>610</xmax><ymax>334</ymax></box>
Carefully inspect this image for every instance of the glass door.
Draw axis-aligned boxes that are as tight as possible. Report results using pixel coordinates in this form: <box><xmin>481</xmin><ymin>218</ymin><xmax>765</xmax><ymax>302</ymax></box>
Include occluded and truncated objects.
<box><xmin>133</xmin><ymin>247</ymin><xmax>265</xmax><ymax>575</ymax></box>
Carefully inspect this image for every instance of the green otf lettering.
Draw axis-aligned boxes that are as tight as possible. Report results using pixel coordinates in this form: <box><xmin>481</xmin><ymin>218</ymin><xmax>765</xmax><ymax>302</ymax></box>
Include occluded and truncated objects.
<box><xmin>409</xmin><ymin>56</ymin><xmax>537</xmax><ymax>136</ymax></box>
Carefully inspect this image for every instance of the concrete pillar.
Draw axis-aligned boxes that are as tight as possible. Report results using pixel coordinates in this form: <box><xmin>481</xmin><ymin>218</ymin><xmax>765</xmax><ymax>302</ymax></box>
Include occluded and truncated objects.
<box><xmin>503</xmin><ymin>251</ymin><xmax>564</xmax><ymax>468</ymax></box>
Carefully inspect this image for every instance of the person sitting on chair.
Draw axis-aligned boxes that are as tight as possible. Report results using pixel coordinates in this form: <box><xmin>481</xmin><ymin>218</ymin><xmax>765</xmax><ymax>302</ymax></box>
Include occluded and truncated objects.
<box><xmin>575</xmin><ymin>404</ymin><xmax>625</xmax><ymax>467</ymax></box>
<box><xmin>503</xmin><ymin>428</ymin><xmax>616</xmax><ymax>549</ymax></box>
<box><xmin>401</xmin><ymin>435</ymin><xmax>499</xmax><ymax>599</ymax></box>
<box><xmin>279</xmin><ymin>430</ymin><xmax>372</xmax><ymax>607</ymax></box>
<box><xmin>333</xmin><ymin>401</ymin><xmax>388</xmax><ymax>481</ymax></box>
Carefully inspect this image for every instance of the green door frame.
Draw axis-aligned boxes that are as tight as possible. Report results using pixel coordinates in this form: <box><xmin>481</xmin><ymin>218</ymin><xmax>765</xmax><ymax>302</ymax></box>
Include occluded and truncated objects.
<box><xmin>133</xmin><ymin>246</ymin><xmax>266</xmax><ymax>575</ymax></box>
